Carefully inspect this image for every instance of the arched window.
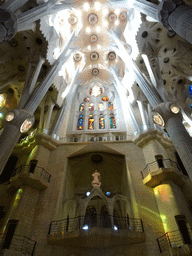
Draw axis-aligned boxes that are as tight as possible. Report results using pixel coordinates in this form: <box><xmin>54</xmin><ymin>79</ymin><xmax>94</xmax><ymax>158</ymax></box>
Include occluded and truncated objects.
<box><xmin>108</xmin><ymin>102</ymin><xmax>114</xmax><ymax>110</ymax></box>
<box><xmin>100</xmin><ymin>205</ymin><xmax>111</xmax><ymax>228</ymax></box>
<box><xmin>89</xmin><ymin>103</ymin><xmax>94</xmax><ymax>111</ymax></box>
<box><xmin>77</xmin><ymin>115</ymin><xmax>83</xmax><ymax>130</ymax></box>
<box><xmin>98</xmin><ymin>102</ymin><xmax>104</xmax><ymax>111</ymax></box>
<box><xmin>99</xmin><ymin>114</ymin><xmax>105</xmax><ymax>129</ymax></box>
<box><xmin>113</xmin><ymin>209</ymin><xmax>121</xmax><ymax>229</ymax></box>
<box><xmin>84</xmin><ymin>206</ymin><xmax>97</xmax><ymax>228</ymax></box>
<box><xmin>109</xmin><ymin>113</ymin><xmax>116</xmax><ymax>129</ymax></box>
<box><xmin>79</xmin><ymin>103</ymin><xmax>84</xmax><ymax>112</ymax></box>
<box><xmin>88</xmin><ymin>115</ymin><xmax>94</xmax><ymax>129</ymax></box>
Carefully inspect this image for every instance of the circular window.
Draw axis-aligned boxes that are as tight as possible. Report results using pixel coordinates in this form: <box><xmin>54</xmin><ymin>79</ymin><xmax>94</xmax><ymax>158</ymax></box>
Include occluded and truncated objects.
<box><xmin>109</xmin><ymin>13</ymin><xmax>117</xmax><ymax>23</ymax></box>
<box><xmin>92</xmin><ymin>68</ymin><xmax>99</xmax><ymax>76</ymax></box>
<box><xmin>108</xmin><ymin>51</ymin><xmax>116</xmax><ymax>60</ymax></box>
<box><xmin>120</xmin><ymin>11</ymin><xmax>127</xmax><ymax>21</ymax></box>
<box><xmin>88</xmin><ymin>13</ymin><xmax>98</xmax><ymax>25</ymax></box>
<box><xmin>74</xmin><ymin>53</ymin><xmax>82</xmax><ymax>62</ymax></box>
<box><xmin>90</xmin><ymin>86</ymin><xmax>102</xmax><ymax>97</ymax></box>
<box><xmin>90</xmin><ymin>34</ymin><xmax>98</xmax><ymax>43</ymax></box>
<box><xmin>90</xmin><ymin>52</ymin><xmax>99</xmax><ymax>61</ymax></box>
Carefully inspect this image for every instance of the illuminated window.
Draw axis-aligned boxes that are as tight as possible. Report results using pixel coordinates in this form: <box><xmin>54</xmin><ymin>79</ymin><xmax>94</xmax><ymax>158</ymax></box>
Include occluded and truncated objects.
<box><xmin>99</xmin><ymin>114</ymin><xmax>105</xmax><ymax>129</ymax></box>
<box><xmin>89</xmin><ymin>103</ymin><xmax>94</xmax><ymax>111</ymax></box>
<box><xmin>110</xmin><ymin>113</ymin><xmax>116</xmax><ymax>129</ymax></box>
<box><xmin>90</xmin><ymin>86</ymin><xmax>102</xmax><ymax>97</ymax></box>
<box><xmin>102</xmin><ymin>96</ymin><xmax>109</xmax><ymax>102</ymax></box>
<box><xmin>79</xmin><ymin>103</ymin><xmax>85</xmax><ymax>112</ymax></box>
<box><xmin>77</xmin><ymin>114</ymin><xmax>84</xmax><ymax>130</ymax></box>
<box><xmin>88</xmin><ymin>115</ymin><xmax>94</xmax><ymax>129</ymax></box>
<box><xmin>98</xmin><ymin>102</ymin><xmax>104</xmax><ymax>111</ymax></box>
<box><xmin>84</xmin><ymin>97</ymin><xmax>90</xmax><ymax>102</ymax></box>
<box><xmin>108</xmin><ymin>102</ymin><xmax>114</xmax><ymax>110</ymax></box>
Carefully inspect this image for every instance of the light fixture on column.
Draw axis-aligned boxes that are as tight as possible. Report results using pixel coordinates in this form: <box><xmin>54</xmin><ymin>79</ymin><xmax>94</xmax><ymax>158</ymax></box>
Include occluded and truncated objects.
<box><xmin>170</xmin><ymin>104</ymin><xmax>180</xmax><ymax>114</ymax></box>
<box><xmin>5</xmin><ymin>112</ymin><xmax>15</xmax><ymax>122</ymax></box>
<box><xmin>20</xmin><ymin>117</ymin><xmax>35</xmax><ymax>133</ymax></box>
<box><xmin>153</xmin><ymin>112</ymin><xmax>165</xmax><ymax>127</ymax></box>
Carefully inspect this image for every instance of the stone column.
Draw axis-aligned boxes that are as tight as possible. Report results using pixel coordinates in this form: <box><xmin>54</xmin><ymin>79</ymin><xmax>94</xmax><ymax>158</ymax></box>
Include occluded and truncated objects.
<box><xmin>18</xmin><ymin>56</ymin><xmax>45</xmax><ymax>109</ymax></box>
<box><xmin>2</xmin><ymin>0</ymin><xmax>29</xmax><ymax>12</ymax></box>
<box><xmin>158</xmin><ymin>0</ymin><xmax>192</xmax><ymax>45</ymax></box>
<box><xmin>43</xmin><ymin>99</ymin><xmax>55</xmax><ymax>133</ymax></box>
<box><xmin>134</xmin><ymin>0</ymin><xmax>159</xmax><ymax>21</ymax></box>
<box><xmin>137</xmin><ymin>101</ymin><xmax>148</xmax><ymax>131</ymax></box>
<box><xmin>111</xmin><ymin>67</ymin><xmax>140</xmax><ymax>133</ymax></box>
<box><xmin>154</xmin><ymin>102</ymin><xmax>192</xmax><ymax>181</ymax></box>
<box><xmin>0</xmin><ymin>109</ymin><xmax>34</xmax><ymax>174</ymax></box>
<box><xmin>154</xmin><ymin>180</ymin><xmax>192</xmax><ymax>233</ymax></box>
<box><xmin>1</xmin><ymin>185</ymin><xmax>40</xmax><ymax>235</ymax></box>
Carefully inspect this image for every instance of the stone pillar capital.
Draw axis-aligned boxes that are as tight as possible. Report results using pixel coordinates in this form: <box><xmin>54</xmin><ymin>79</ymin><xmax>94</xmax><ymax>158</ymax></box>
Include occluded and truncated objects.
<box><xmin>154</xmin><ymin>102</ymin><xmax>182</xmax><ymax>126</ymax></box>
<box><xmin>0</xmin><ymin>8</ymin><xmax>17</xmax><ymax>43</ymax></box>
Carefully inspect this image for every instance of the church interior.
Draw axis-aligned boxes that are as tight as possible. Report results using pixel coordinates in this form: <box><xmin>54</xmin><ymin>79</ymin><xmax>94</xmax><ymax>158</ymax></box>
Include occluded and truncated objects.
<box><xmin>0</xmin><ymin>0</ymin><xmax>192</xmax><ymax>255</ymax></box>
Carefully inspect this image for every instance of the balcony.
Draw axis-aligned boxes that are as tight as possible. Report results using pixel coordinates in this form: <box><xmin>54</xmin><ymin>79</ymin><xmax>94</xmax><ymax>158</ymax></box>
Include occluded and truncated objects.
<box><xmin>48</xmin><ymin>215</ymin><xmax>145</xmax><ymax>248</ymax></box>
<box><xmin>0</xmin><ymin>234</ymin><xmax>36</xmax><ymax>256</ymax></box>
<box><xmin>141</xmin><ymin>159</ymin><xmax>184</xmax><ymax>188</ymax></box>
<box><xmin>5</xmin><ymin>165</ymin><xmax>51</xmax><ymax>191</ymax></box>
<box><xmin>157</xmin><ymin>229</ymin><xmax>192</xmax><ymax>255</ymax></box>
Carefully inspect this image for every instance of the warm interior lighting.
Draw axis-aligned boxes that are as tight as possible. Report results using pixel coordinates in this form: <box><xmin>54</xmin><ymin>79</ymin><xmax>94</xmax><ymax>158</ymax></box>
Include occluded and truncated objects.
<box><xmin>86</xmin><ymin>27</ymin><xmax>91</xmax><ymax>33</ymax></box>
<box><xmin>96</xmin><ymin>26</ymin><xmax>101</xmax><ymax>33</ymax></box>
<box><xmin>102</xmin><ymin>8</ymin><xmax>109</xmax><ymax>15</ymax></box>
<box><xmin>95</xmin><ymin>2</ymin><xmax>101</xmax><ymax>11</ymax></box>
<box><xmin>83</xmin><ymin>3</ymin><xmax>89</xmax><ymax>11</ymax></box>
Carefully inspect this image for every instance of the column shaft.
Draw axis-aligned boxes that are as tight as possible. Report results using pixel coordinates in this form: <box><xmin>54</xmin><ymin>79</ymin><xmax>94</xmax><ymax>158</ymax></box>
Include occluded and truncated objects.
<box><xmin>134</xmin><ymin>0</ymin><xmax>159</xmax><ymax>21</ymax></box>
<box><xmin>166</xmin><ymin>116</ymin><xmax>192</xmax><ymax>181</ymax></box>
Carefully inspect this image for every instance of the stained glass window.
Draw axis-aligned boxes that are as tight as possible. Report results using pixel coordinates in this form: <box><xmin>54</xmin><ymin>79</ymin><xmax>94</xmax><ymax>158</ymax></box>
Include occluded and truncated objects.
<box><xmin>84</xmin><ymin>97</ymin><xmax>91</xmax><ymax>102</ymax></box>
<box><xmin>88</xmin><ymin>115</ymin><xmax>94</xmax><ymax>129</ymax></box>
<box><xmin>98</xmin><ymin>102</ymin><xmax>104</xmax><ymax>111</ymax></box>
<box><xmin>79</xmin><ymin>103</ymin><xmax>85</xmax><ymax>112</ymax></box>
<box><xmin>102</xmin><ymin>96</ymin><xmax>109</xmax><ymax>102</ymax></box>
<box><xmin>110</xmin><ymin>113</ymin><xmax>116</xmax><ymax>129</ymax></box>
<box><xmin>89</xmin><ymin>103</ymin><xmax>94</xmax><ymax>111</ymax></box>
<box><xmin>90</xmin><ymin>86</ymin><xmax>102</xmax><ymax>97</ymax></box>
<box><xmin>99</xmin><ymin>114</ymin><xmax>105</xmax><ymax>129</ymax></box>
<box><xmin>77</xmin><ymin>114</ymin><xmax>83</xmax><ymax>130</ymax></box>
<box><xmin>108</xmin><ymin>102</ymin><xmax>114</xmax><ymax>110</ymax></box>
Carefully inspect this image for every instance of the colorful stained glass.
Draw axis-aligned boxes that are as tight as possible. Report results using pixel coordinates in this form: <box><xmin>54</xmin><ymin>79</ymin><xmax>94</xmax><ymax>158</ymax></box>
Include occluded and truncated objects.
<box><xmin>84</xmin><ymin>97</ymin><xmax>91</xmax><ymax>102</ymax></box>
<box><xmin>88</xmin><ymin>115</ymin><xmax>94</xmax><ymax>130</ymax></box>
<box><xmin>98</xmin><ymin>102</ymin><xmax>104</xmax><ymax>111</ymax></box>
<box><xmin>89</xmin><ymin>103</ymin><xmax>94</xmax><ymax>111</ymax></box>
<box><xmin>90</xmin><ymin>86</ymin><xmax>102</xmax><ymax>97</ymax></box>
<box><xmin>77</xmin><ymin>115</ymin><xmax>83</xmax><ymax>130</ymax></box>
<box><xmin>108</xmin><ymin>102</ymin><xmax>114</xmax><ymax>110</ymax></box>
<box><xmin>79</xmin><ymin>103</ymin><xmax>85</xmax><ymax>112</ymax></box>
<box><xmin>102</xmin><ymin>96</ymin><xmax>109</xmax><ymax>102</ymax></box>
<box><xmin>110</xmin><ymin>114</ymin><xmax>116</xmax><ymax>129</ymax></box>
<box><xmin>99</xmin><ymin>114</ymin><xmax>105</xmax><ymax>129</ymax></box>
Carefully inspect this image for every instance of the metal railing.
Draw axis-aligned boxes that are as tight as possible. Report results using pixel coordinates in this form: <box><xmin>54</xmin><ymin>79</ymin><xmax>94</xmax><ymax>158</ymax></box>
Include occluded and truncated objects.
<box><xmin>11</xmin><ymin>165</ymin><xmax>51</xmax><ymax>183</ymax></box>
<box><xmin>141</xmin><ymin>159</ymin><xmax>181</xmax><ymax>179</ymax></box>
<box><xmin>0</xmin><ymin>234</ymin><xmax>36</xmax><ymax>256</ymax></box>
<box><xmin>157</xmin><ymin>229</ymin><xmax>192</xmax><ymax>253</ymax></box>
<box><xmin>60</xmin><ymin>134</ymin><xmax>133</xmax><ymax>143</ymax></box>
<box><xmin>48</xmin><ymin>215</ymin><xmax>144</xmax><ymax>235</ymax></box>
